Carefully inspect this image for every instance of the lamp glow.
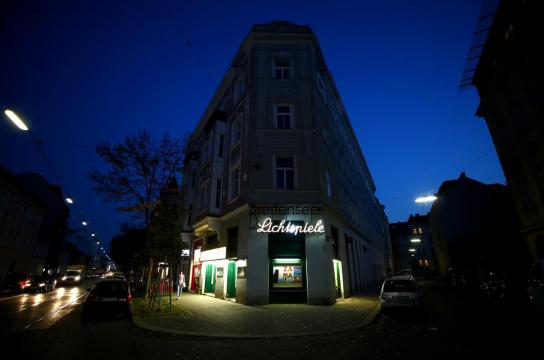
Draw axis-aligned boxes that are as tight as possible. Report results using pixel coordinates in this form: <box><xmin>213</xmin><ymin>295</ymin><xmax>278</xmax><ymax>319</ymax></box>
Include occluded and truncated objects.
<box><xmin>410</xmin><ymin>238</ymin><xmax>421</xmax><ymax>243</ymax></box>
<box><xmin>4</xmin><ymin>109</ymin><xmax>29</xmax><ymax>131</ymax></box>
<box><xmin>409</xmin><ymin>248</ymin><xmax>416</xmax><ymax>252</ymax></box>
<box><xmin>415</xmin><ymin>195</ymin><xmax>437</xmax><ymax>203</ymax></box>
<box><xmin>82</xmin><ymin>221</ymin><xmax>88</xmax><ymax>226</ymax></box>
<box><xmin>65</xmin><ymin>197</ymin><xmax>74</xmax><ymax>204</ymax></box>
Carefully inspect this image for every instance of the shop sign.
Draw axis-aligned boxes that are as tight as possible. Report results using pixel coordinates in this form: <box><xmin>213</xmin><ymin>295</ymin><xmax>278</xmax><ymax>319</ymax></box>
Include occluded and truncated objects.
<box><xmin>256</xmin><ymin>218</ymin><xmax>325</xmax><ymax>236</ymax></box>
<box><xmin>200</xmin><ymin>246</ymin><xmax>226</xmax><ymax>262</ymax></box>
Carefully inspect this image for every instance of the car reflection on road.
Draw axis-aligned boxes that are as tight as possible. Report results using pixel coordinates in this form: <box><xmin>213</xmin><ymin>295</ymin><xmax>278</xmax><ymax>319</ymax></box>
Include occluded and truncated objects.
<box><xmin>0</xmin><ymin>282</ymin><xmax>89</xmax><ymax>334</ymax></box>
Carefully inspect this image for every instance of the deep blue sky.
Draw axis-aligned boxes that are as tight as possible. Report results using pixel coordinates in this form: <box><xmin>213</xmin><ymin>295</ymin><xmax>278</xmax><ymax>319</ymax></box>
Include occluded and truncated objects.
<box><xmin>0</xmin><ymin>0</ymin><xmax>505</xmax><ymax>253</ymax></box>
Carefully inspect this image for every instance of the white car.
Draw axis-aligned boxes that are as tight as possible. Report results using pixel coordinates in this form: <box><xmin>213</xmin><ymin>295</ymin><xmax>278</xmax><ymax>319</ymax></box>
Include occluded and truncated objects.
<box><xmin>60</xmin><ymin>270</ymin><xmax>83</xmax><ymax>285</ymax></box>
<box><xmin>379</xmin><ymin>276</ymin><xmax>422</xmax><ymax>308</ymax></box>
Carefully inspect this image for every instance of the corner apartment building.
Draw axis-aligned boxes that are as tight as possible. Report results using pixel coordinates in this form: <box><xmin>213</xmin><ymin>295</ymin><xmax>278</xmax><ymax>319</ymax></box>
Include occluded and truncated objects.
<box><xmin>466</xmin><ymin>0</ymin><xmax>544</xmax><ymax>264</ymax></box>
<box><xmin>180</xmin><ymin>21</ymin><xmax>391</xmax><ymax>305</ymax></box>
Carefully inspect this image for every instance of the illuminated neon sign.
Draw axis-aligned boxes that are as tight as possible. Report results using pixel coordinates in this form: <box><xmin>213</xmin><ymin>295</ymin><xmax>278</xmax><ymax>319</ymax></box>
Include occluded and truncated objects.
<box><xmin>256</xmin><ymin>218</ymin><xmax>325</xmax><ymax>235</ymax></box>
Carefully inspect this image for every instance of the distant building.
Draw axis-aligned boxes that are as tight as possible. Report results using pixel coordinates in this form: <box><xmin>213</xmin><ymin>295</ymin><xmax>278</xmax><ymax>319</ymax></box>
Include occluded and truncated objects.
<box><xmin>180</xmin><ymin>21</ymin><xmax>391</xmax><ymax>305</ymax></box>
<box><xmin>467</xmin><ymin>0</ymin><xmax>544</xmax><ymax>264</ymax></box>
<box><xmin>429</xmin><ymin>173</ymin><xmax>524</xmax><ymax>282</ymax></box>
<box><xmin>390</xmin><ymin>214</ymin><xmax>435</xmax><ymax>276</ymax></box>
<box><xmin>0</xmin><ymin>167</ymin><xmax>45</xmax><ymax>284</ymax></box>
<box><xmin>16</xmin><ymin>172</ymin><xmax>70</xmax><ymax>274</ymax></box>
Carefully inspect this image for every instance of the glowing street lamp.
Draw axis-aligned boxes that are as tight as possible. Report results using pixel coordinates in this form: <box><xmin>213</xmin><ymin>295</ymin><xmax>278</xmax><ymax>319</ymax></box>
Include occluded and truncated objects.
<box><xmin>91</xmin><ymin>233</ymin><xmax>96</xmax><ymax>237</ymax></box>
<box><xmin>415</xmin><ymin>195</ymin><xmax>437</xmax><ymax>203</ymax></box>
<box><xmin>81</xmin><ymin>221</ymin><xmax>88</xmax><ymax>226</ymax></box>
<box><xmin>410</xmin><ymin>238</ymin><xmax>421</xmax><ymax>243</ymax></box>
<box><xmin>4</xmin><ymin>109</ymin><xmax>29</xmax><ymax>131</ymax></box>
<box><xmin>409</xmin><ymin>248</ymin><xmax>416</xmax><ymax>252</ymax></box>
<box><xmin>65</xmin><ymin>197</ymin><xmax>74</xmax><ymax>204</ymax></box>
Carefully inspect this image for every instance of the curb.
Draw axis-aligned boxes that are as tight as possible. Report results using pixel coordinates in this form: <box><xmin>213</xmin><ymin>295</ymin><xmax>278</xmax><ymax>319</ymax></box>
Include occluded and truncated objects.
<box><xmin>131</xmin><ymin>301</ymin><xmax>382</xmax><ymax>339</ymax></box>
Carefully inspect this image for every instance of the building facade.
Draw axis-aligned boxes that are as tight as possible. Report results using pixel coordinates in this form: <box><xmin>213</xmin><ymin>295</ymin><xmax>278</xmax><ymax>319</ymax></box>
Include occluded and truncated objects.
<box><xmin>390</xmin><ymin>214</ymin><xmax>435</xmax><ymax>276</ymax></box>
<box><xmin>0</xmin><ymin>167</ymin><xmax>45</xmax><ymax>285</ymax></box>
<box><xmin>180</xmin><ymin>21</ymin><xmax>391</xmax><ymax>305</ymax></box>
<box><xmin>469</xmin><ymin>0</ymin><xmax>544</xmax><ymax>264</ymax></box>
<box><xmin>429</xmin><ymin>173</ymin><xmax>524</xmax><ymax>283</ymax></box>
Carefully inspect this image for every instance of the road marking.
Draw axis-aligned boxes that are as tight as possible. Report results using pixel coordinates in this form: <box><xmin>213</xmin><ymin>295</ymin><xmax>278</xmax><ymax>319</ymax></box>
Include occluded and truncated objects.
<box><xmin>21</xmin><ymin>292</ymin><xmax>87</xmax><ymax>332</ymax></box>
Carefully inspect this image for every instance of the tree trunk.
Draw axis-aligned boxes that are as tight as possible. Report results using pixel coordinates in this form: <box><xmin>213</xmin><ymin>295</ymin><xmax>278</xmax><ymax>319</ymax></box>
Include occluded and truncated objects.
<box><xmin>144</xmin><ymin>257</ymin><xmax>154</xmax><ymax>299</ymax></box>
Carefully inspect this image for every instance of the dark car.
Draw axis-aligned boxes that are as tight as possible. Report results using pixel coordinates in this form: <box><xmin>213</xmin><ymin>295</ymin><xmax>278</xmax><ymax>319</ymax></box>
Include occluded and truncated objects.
<box><xmin>2</xmin><ymin>272</ymin><xmax>33</xmax><ymax>293</ymax></box>
<box><xmin>24</xmin><ymin>275</ymin><xmax>57</xmax><ymax>293</ymax></box>
<box><xmin>82</xmin><ymin>279</ymin><xmax>132</xmax><ymax>320</ymax></box>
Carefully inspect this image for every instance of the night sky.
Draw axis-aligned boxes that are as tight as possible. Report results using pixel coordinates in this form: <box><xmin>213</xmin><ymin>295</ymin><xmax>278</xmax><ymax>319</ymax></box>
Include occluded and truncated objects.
<box><xmin>0</xmin><ymin>0</ymin><xmax>505</xmax><ymax>253</ymax></box>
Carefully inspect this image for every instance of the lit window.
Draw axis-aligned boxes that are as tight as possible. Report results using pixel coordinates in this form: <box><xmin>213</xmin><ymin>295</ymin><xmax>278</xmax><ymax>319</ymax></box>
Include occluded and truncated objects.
<box><xmin>275</xmin><ymin>104</ymin><xmax>293</xmax><ymax>129</ymax></box>
<box><xmin>275</xmin><ymin>157</ymin><xmax>294</xmax><ymax>190</ymax></box>
<box><xmin>274</xmin><ymin>59</ymin><xmax>291</xmax><ymax>79</ymax></box>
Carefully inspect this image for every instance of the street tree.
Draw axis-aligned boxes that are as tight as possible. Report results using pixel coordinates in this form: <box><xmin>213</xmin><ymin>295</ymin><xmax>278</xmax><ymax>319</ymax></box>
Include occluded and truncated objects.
<box><xmin>89</xmin><ymin>130</ymin><xmax>184</xmax><ymax>297</ymax></box>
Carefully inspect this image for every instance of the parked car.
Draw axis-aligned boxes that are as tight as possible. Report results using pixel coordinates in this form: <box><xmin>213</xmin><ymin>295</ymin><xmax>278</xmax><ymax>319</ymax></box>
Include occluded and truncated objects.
<box><xmin>528</xmin><ymin>260</ymin><xmax>544</xmax><ymax>311</ymax></box>
<box><xmin>379</xmin><ymin>276</ymin><xmax>423</xmax><ymax>309</ymax></box>
<box><xmin>59</xmin><ymin>269</ymin><xmax>83</xmax><ymax>286</ymax></box>
<box><xmin>82</xmin><ymin>279</ymin><xmax>132</xmax><ymax>320</ymax></box>
<box><xmin>2</xmin><ymin>272</ymin><xmax>33</xmax><ymax>293</ymax></box>
<box><xmin>24</xmin><ymin>275</ymin><xmax>57</xmax><ymax>293</ymax></box>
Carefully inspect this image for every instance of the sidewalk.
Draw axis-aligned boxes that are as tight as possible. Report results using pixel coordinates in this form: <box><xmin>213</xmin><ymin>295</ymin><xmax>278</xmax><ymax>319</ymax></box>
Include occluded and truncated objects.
<box><xmin>132</xmin><ymin>292</ymin><xmax>381</xmax><ymax>338</ymax></box>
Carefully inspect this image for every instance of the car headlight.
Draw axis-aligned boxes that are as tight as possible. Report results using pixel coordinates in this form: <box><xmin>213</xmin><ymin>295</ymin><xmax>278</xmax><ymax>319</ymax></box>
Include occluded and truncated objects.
<box><xmin>62</xmin><ymin>276</ymin><xmax>67</xmax><ymax>280</ymax></box>
<box><xmin>74</xmin><ymin>276</ymin><xmax>80</xmax><ymax>281</ymax></box>
<box><xmin>39</xmin><ymin>283</ymin><xmax>46</xmax><ymax>287</ymax></box>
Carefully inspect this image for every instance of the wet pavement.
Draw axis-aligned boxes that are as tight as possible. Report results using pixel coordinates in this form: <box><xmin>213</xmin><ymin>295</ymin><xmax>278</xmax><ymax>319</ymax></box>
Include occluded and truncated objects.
<box><xmin>0</xmin><ymin>281</ymin><xmax>92</xmax><ymax>335</ymax></box>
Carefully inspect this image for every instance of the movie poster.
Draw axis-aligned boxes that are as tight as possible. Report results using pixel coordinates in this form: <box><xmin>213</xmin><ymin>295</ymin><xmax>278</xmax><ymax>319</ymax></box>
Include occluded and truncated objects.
<box><xmin>272</xmin><ymin>264</ymin><xmax>303</xmax><ymax>288</ymax></box>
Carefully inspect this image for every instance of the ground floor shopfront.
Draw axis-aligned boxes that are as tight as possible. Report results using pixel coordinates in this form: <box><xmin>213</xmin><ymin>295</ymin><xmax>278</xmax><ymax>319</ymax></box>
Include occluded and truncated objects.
<box><xmin>187</xmin><ymin>204</ymin><xmax>388</xmax><ymax>305</ymax></box>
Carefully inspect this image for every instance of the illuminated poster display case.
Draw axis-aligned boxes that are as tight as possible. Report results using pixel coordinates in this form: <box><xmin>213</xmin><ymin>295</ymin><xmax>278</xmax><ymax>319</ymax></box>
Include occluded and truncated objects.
<box><xmin>270</xmin><ymin>258</ymin><xmax>305</xmax><ymax>291</ymax></box>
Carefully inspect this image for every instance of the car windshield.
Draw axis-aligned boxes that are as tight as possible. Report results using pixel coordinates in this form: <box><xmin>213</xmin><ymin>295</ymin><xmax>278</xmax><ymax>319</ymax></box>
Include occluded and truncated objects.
<box><xmin>384</xmin><ymin>280</ymin><xmax>417</xmax><ymax>292</ymax></box>
<box><xmin>93</xmin><ymin>281</ymin><xmax>128</xmax><ymax>297</ymax></box>
<box><xmin>66</xmin><ymin>271</ymin><xmax>81</xmax><ymax>276</ymax></box>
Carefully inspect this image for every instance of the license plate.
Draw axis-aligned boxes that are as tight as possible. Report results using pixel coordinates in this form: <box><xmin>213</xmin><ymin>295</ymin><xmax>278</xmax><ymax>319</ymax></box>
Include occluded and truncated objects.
<box><xmin>102</xmin><ymin>298</ymin><xmax>118</xmax><ymax>302</ymax></box>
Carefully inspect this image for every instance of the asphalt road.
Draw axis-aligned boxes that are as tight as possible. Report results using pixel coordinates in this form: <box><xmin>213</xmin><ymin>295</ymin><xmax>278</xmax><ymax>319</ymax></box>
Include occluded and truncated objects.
<box><xmin>0</xmin><ymin>281</ymin><xmax>91</xmax><ymax>335</ymax></box>
<box><xmin>7</xmin><ymin>280</ymin><xmax>542</xmax><ymax>360</ymax></box>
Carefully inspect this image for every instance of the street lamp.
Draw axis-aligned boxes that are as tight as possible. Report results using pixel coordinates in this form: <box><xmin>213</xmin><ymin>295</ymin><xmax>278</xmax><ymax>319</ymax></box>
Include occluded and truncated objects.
<box><xmin>415</xmin><ymin>195</ymin><xmax>437</xmax><ymax>203</ymax></box>
<box><xmin>4</xmin><ymin>109</ymin><xmax>29</xmax><ymax>131</ymax></box>
<box><xmin>81</xmin><ymin>221</ymin><xmax>88</xmax><ymax>226</ymax></box>
<box><xmin>65</xmin><ymin>197</ymin><xmax>74</xmax><ymax>204</ymax></box>
<box><xmin>410</xmin><ymin>238</ymin><xmax>421</xmax><ymax>243</ymax></box>
<box><xmin>91</xmin><ymin>233</ymin><xmax>96</xmax><ymax>237</ymax></box>
<box><xmin>409</xmin><ymin>248</ymin><xmax>416</xmax><ymax>252</ymax></box>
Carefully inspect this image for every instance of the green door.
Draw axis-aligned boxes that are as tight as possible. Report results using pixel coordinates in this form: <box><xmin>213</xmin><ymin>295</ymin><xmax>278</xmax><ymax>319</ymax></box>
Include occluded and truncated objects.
<box><xmin>227</xmin><ymin>261</ymin><xmax>236</xmax><ymax>298</ymax></box>
<box><xmin>204</xmin><ymin>263</ymin><xmax>216</xmax><ymax>293</ymax></box>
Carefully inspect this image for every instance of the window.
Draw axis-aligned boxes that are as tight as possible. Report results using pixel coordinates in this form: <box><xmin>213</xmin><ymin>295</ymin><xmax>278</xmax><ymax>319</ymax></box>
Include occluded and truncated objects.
<box><xmin>227</xmin><ymin>227</ymin><xmax>238</xmax><ymax>259</ymax></box>
<box><xmin>326</xmin><ymin>170</ymin><xmax>333</xmax><ymax>198</ymax></box>
<box><xmin>275</xmin><ymin>157</ymin><xmax>294</xmax><ymax>190</ymax></box>
<box><xmin>218</xmin><ymin>135</ymin><xmax>224</xmax><ymax>158</ymax></box>
<box><xmin>187</xmin><ymin>205</ymin><xmax>192</xmax><ymax>226</ymax></box>
<box><xmin>230</xmin><ymin>168</ymin><xmax>240</xmax><ymax>199</ymax></box>
<box><xmin>274</xmin><ymin>59</ymin><xmax>291</xmax><ymax>79</ymax></box>
<box><xmin>275</xmin><ymin>104</ymin><xmax>293</xmax><ymax>129</ymax></box>
<box><xmin>231</xmin><ymin>115</ymin><xmax>242</xmax><ymax>146</ymax></box>
<box><xmin>234</xmin><ymin>76</ymin><xmax>245</xmax><ymax>100</ymax></box>
<box><xmin>215</xmin><ymin>179</ymin><xmax>222</xmax><ymax>208</ymax></box>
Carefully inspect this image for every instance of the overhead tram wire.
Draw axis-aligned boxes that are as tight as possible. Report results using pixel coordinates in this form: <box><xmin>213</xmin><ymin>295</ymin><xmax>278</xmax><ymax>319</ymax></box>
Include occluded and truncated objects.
<box><xmin>158</xmin><ymin>0</ymin><xmax>219</xmax><ymax>88</ymax></box>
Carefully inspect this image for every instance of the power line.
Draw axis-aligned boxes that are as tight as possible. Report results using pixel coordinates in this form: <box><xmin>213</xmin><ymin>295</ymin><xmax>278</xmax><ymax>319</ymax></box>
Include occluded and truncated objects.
<box><xmin>158</xmin><ymin>0</ymin><xmax>218</xmax><ymax>88</ymax></box>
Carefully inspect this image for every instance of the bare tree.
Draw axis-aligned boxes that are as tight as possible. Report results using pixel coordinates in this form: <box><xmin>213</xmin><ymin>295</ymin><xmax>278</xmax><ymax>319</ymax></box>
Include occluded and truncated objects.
<box><xmin>89</xmin><ymin>130</ymin><xmax>185</xmax><ymax>297</ymax></box>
